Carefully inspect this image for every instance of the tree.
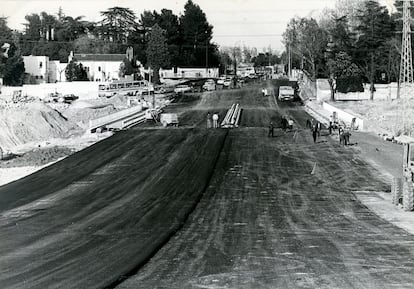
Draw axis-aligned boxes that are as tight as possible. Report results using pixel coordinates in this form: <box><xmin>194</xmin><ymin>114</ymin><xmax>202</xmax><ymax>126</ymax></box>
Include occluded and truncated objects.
<box><xmin>155</xmin><ymin>9</ymin><xmax>181</xmax><ymax>66</ymax></box>
<box><xmin>100</xmin><ymin>7</ymin><xmax>136</xmax><ymax>43</ymax></box>
<box><xmin>65</xmin><ymin>59</ymin><xmax>88</xmax><ymax>81</ymax></box>
<box><xmin>118</xmin><ymin>58</ymin><xmax>134</xmax><ymax>78</ymax></box>
<box><xmin>283</xmin><ymin>17</ymin><xmax>327</xmax><ymax>79</ymax></box>
<box><xmin>1</xmin><ymin>44</ymin><xmax>25</xmax><ymax>86</ymax></box>
<box><xmin>0</xmin><ymin>20</ymin><xmax>25</xmax><ymax>86</ymax></box>
<box><xmin>0</xmin><ymin>17</ymin><xmax>12</xmax><ymax>41</ymax></box>
<box><xmin>179</xmin><ymin>0</ymin><xmax>214</xmax><ymax>67</ymax></box>
<box><xmin>327</xmin><ymin>51</ymin><xmax>362</xmax><ymax>100</ymax></box>
<box><xmin>146</xmin><ymin>24</ymin><xmax>169</xmax><ymax>84</ymax></box>
<box><xmin>354</xmin><ymin>0</ymin><xmax>394</xmax><ymax>100</ymax></box>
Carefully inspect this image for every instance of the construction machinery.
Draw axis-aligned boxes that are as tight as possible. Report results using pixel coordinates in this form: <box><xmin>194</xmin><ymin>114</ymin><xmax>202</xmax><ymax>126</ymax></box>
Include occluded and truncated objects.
<box><xmin>160</xmin><ymin>113</ymin><xmax>179</xmax><ymax>127</ymax></box>
<box><xmin>392</xmin><ymin>136</ymin><xmax>414</xmax><ymax>211</ymax></box>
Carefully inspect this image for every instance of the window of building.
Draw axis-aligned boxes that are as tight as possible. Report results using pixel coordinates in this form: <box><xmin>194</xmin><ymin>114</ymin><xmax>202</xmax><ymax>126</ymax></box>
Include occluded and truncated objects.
<box><xmin>39</xmin><ymin>62</ymin><xmax>43</xmax><ymax>68</ymax></box>
<box><xmin>98</xmin><ymin>66</ymin><xmax>101</xmax><ymax>72</ymax></box>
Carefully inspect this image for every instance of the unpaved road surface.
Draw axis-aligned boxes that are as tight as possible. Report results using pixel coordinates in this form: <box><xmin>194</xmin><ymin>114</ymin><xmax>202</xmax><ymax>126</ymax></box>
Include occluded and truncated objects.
<box><xmin>1</xmin><ymin>81</ymin><xmax>414</xmax><ymax>289</ymax></box>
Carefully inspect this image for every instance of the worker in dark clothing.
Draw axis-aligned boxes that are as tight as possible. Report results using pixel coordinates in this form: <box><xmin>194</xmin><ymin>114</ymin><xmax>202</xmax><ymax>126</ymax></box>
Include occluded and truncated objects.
<box><xmin>328</xmin><ymin>121</ymin><xmax>332</xmax><ymax>135</ymax></box>
<box><xmin>268</xmin><ymin>122</ymin><xmax>274</xmax><ymax>137</ymax></box>
<box><xmin>312</xmin><ymin>125</ymin><xmax>318</xmax><ymax>143</ymax></box>
<box><xmin>306</xmin><ymin>119</ymin><xmax>311</xmax><ymax>129</ymax></box>
<box><xmin>344</xmin><ymin>130</ymin><xmax>351</xmax><ymax>145</ymax></box>
<box><xmin>281</xmin><ymin>116</ymin><xmax>286</xmax><ymax>131</ymax></box>
<box><xmin>316</xmin><ymin>122</ymin><xmax>321</xmax><ymax>137</ymax></box>
<box><xmin>206</xmin><ymin>112</ymin><xmax>212</xmax><ymax>129</ymax></box>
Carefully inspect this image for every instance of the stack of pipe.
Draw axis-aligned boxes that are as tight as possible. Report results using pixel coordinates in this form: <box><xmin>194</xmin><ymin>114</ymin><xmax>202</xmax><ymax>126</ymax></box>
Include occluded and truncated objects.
<box><xmin>221</xmin><ymin>103</ymin><xmax>241</xmax><ymax>128</ymax></box>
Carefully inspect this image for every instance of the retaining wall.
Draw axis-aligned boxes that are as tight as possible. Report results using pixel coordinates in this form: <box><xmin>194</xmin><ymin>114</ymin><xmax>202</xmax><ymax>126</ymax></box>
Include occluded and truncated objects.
<box><xmin>322</xmin><ymin>102</ymin><xmax>364</xmax><ymax>131</ymax></box>
<box><xmin>1</xmin><ymin>82</ymin><xmax>101</xmax><ymax>100</ymax></box>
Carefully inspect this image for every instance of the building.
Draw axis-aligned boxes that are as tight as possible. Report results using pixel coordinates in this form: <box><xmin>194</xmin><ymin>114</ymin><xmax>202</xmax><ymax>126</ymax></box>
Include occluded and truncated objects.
<box><xmin>236</xmin><ymin>64</ymin><xmax>255</xmax><ymax>78</ymax></box>
<box><xmin>23</xmin><ymin>56</ymin><xmax>68</xmax><ymax>83</ymax></box>
<box><xmin>69</xmin><ymin>52</ymin><xmax>126</xmax><ymax>82</ymax></box>
<box><xmin>23</xmin><ymin>55</ymin><xmax>50</xmax><ymax>83</ymax></box>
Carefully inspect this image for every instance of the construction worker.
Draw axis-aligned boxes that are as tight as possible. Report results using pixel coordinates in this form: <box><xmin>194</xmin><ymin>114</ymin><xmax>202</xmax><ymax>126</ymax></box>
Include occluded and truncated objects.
<box><xmin>312</xmin><ymin>124</ymin><xmax>318</xmax><ymax>143</ymax></box>
<box><xmin>212</xmin><ymin>113</ymin><xmax>219</xmax><ymax>128</ymax></box>
<box><xmin>268</xmin><ymin>121</ymin><xmax>274</xmax><ymax>137</ymax></box>
<box><xmin>316</xmin><ymin>122</ymin><xmax>321</xmax><ymax>137</ymax></box>
<box><xmin>281</xmin><ymin>116</ymin><xmax>287</xmax><ymax>131</ymax></box>
<box><xmin>344</xmin><ymin>130</ymin><xmax>351</xmax><ymax>145</ymax></box>
<box><xmin>288</xmin><ymin>118</ymin><xmax>294</xmax><ymax>131</ymax></box>
<box><xmin>207</xmin><ymin>112</ymin><xmax>212</xmax><ymax>128</ymax></box>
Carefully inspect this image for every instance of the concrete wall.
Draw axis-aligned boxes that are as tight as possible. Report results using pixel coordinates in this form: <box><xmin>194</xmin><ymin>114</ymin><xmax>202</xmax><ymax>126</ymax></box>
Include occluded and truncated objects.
<box><xmin>1</xmin><ymin>82</ymin><xmax>101</xmax><ymax>99</ymax></box>
<box><xmin>299</xmin><ymin>71</ymin><xmax>317</xmax><ymax>101</ymax></box>
<box><xmin>316</xmin><ymin>80</ymin><xmax>401</xmax><ymax>102</ymax></box>
<box><xmin>323</xmin><ymin>102</ymin><xmax>364</xmax><ymax>130</ymax></box>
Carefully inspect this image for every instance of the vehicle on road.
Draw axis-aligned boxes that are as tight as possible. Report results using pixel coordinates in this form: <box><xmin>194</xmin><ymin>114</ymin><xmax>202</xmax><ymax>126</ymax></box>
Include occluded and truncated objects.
<box><xmin>174</xmin><ymin>84</ymin><xmax>192</xmax><ymax>94</ymax></box>
<box><xmin>203</xmin><ymin>79</ymin><xmax>216</xmax><ymax>91</ymax></box>
<box><xmin>160</xmin><ymin>113</ymin><xmax>179</xmax><ymax>127</ymax></box>
<box><xmin>278</xmin><ymin>86</ymin><xmax>295</xmax><ymax>101</ymax></box>
<box><xmin>217</xmin><ymin>76</ymin><xmax>226</xmax><ymax>85</ymax></box>
<box><xmin>98</xmin><ymin>80</ymin><xmax>154</xmax><ymax>98</ymax></box>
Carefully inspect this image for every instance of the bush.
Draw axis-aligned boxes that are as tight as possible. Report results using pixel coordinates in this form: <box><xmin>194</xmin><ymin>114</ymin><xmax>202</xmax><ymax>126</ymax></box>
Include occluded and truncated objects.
<box><xmin>336</xmin><ymin>76</ymin><xmax>364</xmax><ymax>93</ymax></box>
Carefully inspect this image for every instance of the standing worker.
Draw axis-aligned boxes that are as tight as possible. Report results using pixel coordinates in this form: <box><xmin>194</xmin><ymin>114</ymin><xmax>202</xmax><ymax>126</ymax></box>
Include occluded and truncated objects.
<box><xmin>212</xmin><ymin>113</ymin><xmax>219</xmax><ymax>128</ymax></box>
<box><xmin>316</xmin><ymin>122</ymin><xmax>321</xmax><ymax>137</ymax></box>
<box><xmin>312</xmin><ymin>124</ymin><xmax>318</xmax><ymax>143</ymax></box>
<box><xmin>268</xmin><ymin>122</ymin><xmax>274</xmax><ymax>137</ymax></box>
<box><xmin>207</xmin><ymin>112</ymin><xmax>212</xmax><ymax>129</ymax></box>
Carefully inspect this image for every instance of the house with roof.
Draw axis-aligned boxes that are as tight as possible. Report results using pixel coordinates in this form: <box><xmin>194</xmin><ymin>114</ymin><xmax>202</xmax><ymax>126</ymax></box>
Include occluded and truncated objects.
<box><xmin>69</xmin><ymin>51</ymin><xmax>128</xmax><ymax>82</ymax></box>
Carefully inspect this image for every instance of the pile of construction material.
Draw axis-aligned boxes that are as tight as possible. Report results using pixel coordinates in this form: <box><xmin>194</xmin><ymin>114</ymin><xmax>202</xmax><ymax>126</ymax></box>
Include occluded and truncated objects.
<box><xmin>221</xmin><ymin>103</ymin><xmax>241</xmax><ymax>128</ymax></box>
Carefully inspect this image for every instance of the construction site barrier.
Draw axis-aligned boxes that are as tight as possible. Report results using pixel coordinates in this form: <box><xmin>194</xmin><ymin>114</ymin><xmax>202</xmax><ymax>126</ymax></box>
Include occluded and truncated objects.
<box><xmin>89</xmin><ymin>105</ymin><xmax>144</xmax><ymax>132</ymax></box>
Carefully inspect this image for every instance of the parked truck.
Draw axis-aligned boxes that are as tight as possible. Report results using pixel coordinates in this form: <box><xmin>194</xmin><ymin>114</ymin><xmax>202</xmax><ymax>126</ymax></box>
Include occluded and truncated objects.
<box><xmin>278</xmin><ymin>86</ymin><xmax>295</xmax><ymax>101</ymax></box>
<box><xmin>392</xmin><ymin>136</ymin><xmax>414</xmax><ymax>211</ymax></box>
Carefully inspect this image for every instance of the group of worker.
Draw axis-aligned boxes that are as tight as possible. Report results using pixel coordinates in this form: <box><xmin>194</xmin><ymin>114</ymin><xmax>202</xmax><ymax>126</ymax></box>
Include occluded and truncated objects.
<box><xmin>206</xmin><ymin>112</ymin><xmax>220</xmax><ymax>128</ymax></box>
<box><xmin>268</xmin><ymin>116</ymin><xmax>294</xmax><ymax>137</ymax></box>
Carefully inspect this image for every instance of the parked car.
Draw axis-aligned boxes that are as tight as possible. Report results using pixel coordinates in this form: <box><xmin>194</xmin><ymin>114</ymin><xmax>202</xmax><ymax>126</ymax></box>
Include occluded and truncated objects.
<box><xmin>174</xmin><ymin>84</ymin><xmax>192</xmax><ymax>94</ymax></box>
<box><xmin>223</xmin><ymin>78</ymin><xmax>233</xmax><ymax>88</ymax></box>
<box><xmin>217</xmin><ymin>76</ymin><xmax>226</xmax><ymax>85</ymax></box>
<box><xmin>63</xmin><ymin>94</ymin><xmax>79</xmax><ymax>103</ymax></box>
<box><xmin>203</xmin><ymin>79</ymin><xmax>216</xmax><ymax>91</ymax></box>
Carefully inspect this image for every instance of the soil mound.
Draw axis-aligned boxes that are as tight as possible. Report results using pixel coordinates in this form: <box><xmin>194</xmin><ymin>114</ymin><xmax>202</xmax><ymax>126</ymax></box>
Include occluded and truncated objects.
<box><xmin>0</xmin><ymin>101</ymin><xmax>81</xmax><ymax>150</ymax></box>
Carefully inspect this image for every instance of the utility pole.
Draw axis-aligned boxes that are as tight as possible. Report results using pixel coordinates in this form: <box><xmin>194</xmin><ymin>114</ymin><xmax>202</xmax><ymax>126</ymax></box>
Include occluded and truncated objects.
<box><xmin>399</xmin><ymin>0</ymin><xmax>414</xmax><ymax>134</ymax></box>
<box><xmin>288</xmin><ymin>43</ymin><xmax>292</xmax><ymax>79</ymax></box>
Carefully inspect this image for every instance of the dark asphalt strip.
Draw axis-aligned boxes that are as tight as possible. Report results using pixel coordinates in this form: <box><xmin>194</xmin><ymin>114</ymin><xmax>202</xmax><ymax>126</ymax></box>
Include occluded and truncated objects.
<box><xmin>103</xmin><ymin>129</ymin><xmax>230</xmax><ymax>289</ymax></box>
<box><xmin>0</xmin><ymin>131</ymin><xmax>140</xmax><ymax>213</ymax></box>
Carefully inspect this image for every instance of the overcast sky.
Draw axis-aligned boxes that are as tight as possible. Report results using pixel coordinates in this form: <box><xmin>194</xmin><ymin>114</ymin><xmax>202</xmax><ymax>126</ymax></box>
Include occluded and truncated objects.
<box><xmin>0</xmin><ymin>0</ymin><xmax>394</xmax><ymax>52</ymax></box>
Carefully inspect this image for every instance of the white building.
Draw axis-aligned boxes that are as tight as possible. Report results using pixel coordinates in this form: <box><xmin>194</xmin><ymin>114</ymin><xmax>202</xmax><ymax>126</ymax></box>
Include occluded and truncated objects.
<box><xmin>23</xmin><ymin>47</ymin><xmax>133</xmax><ymax>84</ymax></box>
<box><xmin>23</xmin><ymin>55</ymin><xmax>50</xmax><ymax>83</ymax></box>
<box><xmin>69</xmin><ymin>52</ymin><xmax>125</xmax><ymax>82</ymax></box>
<box><xmin>237</xmin><ymin>64</ymin><xmax>255</xmax><ymax>78</ymax></box>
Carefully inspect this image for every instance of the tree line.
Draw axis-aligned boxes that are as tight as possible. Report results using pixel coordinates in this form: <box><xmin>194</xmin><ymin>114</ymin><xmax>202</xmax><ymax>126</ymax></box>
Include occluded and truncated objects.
<box><xmin>0</xmin><ymin>0</ymin><xmax>225</xmax><ymax>85</ymax></box>
<box><xmin>283</xmin><ymin>0</ymin><xmax>406</xmax><ymax>100</ymax></box>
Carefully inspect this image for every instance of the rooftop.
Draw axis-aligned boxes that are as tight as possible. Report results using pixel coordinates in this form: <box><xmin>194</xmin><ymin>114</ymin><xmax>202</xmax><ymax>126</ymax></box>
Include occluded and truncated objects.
<box><xmin>74</xmin><ymin>54</ymin><xmax>125</xmax><ymax>62</ymax></box>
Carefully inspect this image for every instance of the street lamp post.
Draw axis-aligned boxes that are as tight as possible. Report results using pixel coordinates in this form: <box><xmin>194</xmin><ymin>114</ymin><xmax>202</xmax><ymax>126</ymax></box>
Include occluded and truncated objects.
<box><xmin>205</xmin><ymin>31</ymin><xmax>208</xmax><ymax>76</ymax></box>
